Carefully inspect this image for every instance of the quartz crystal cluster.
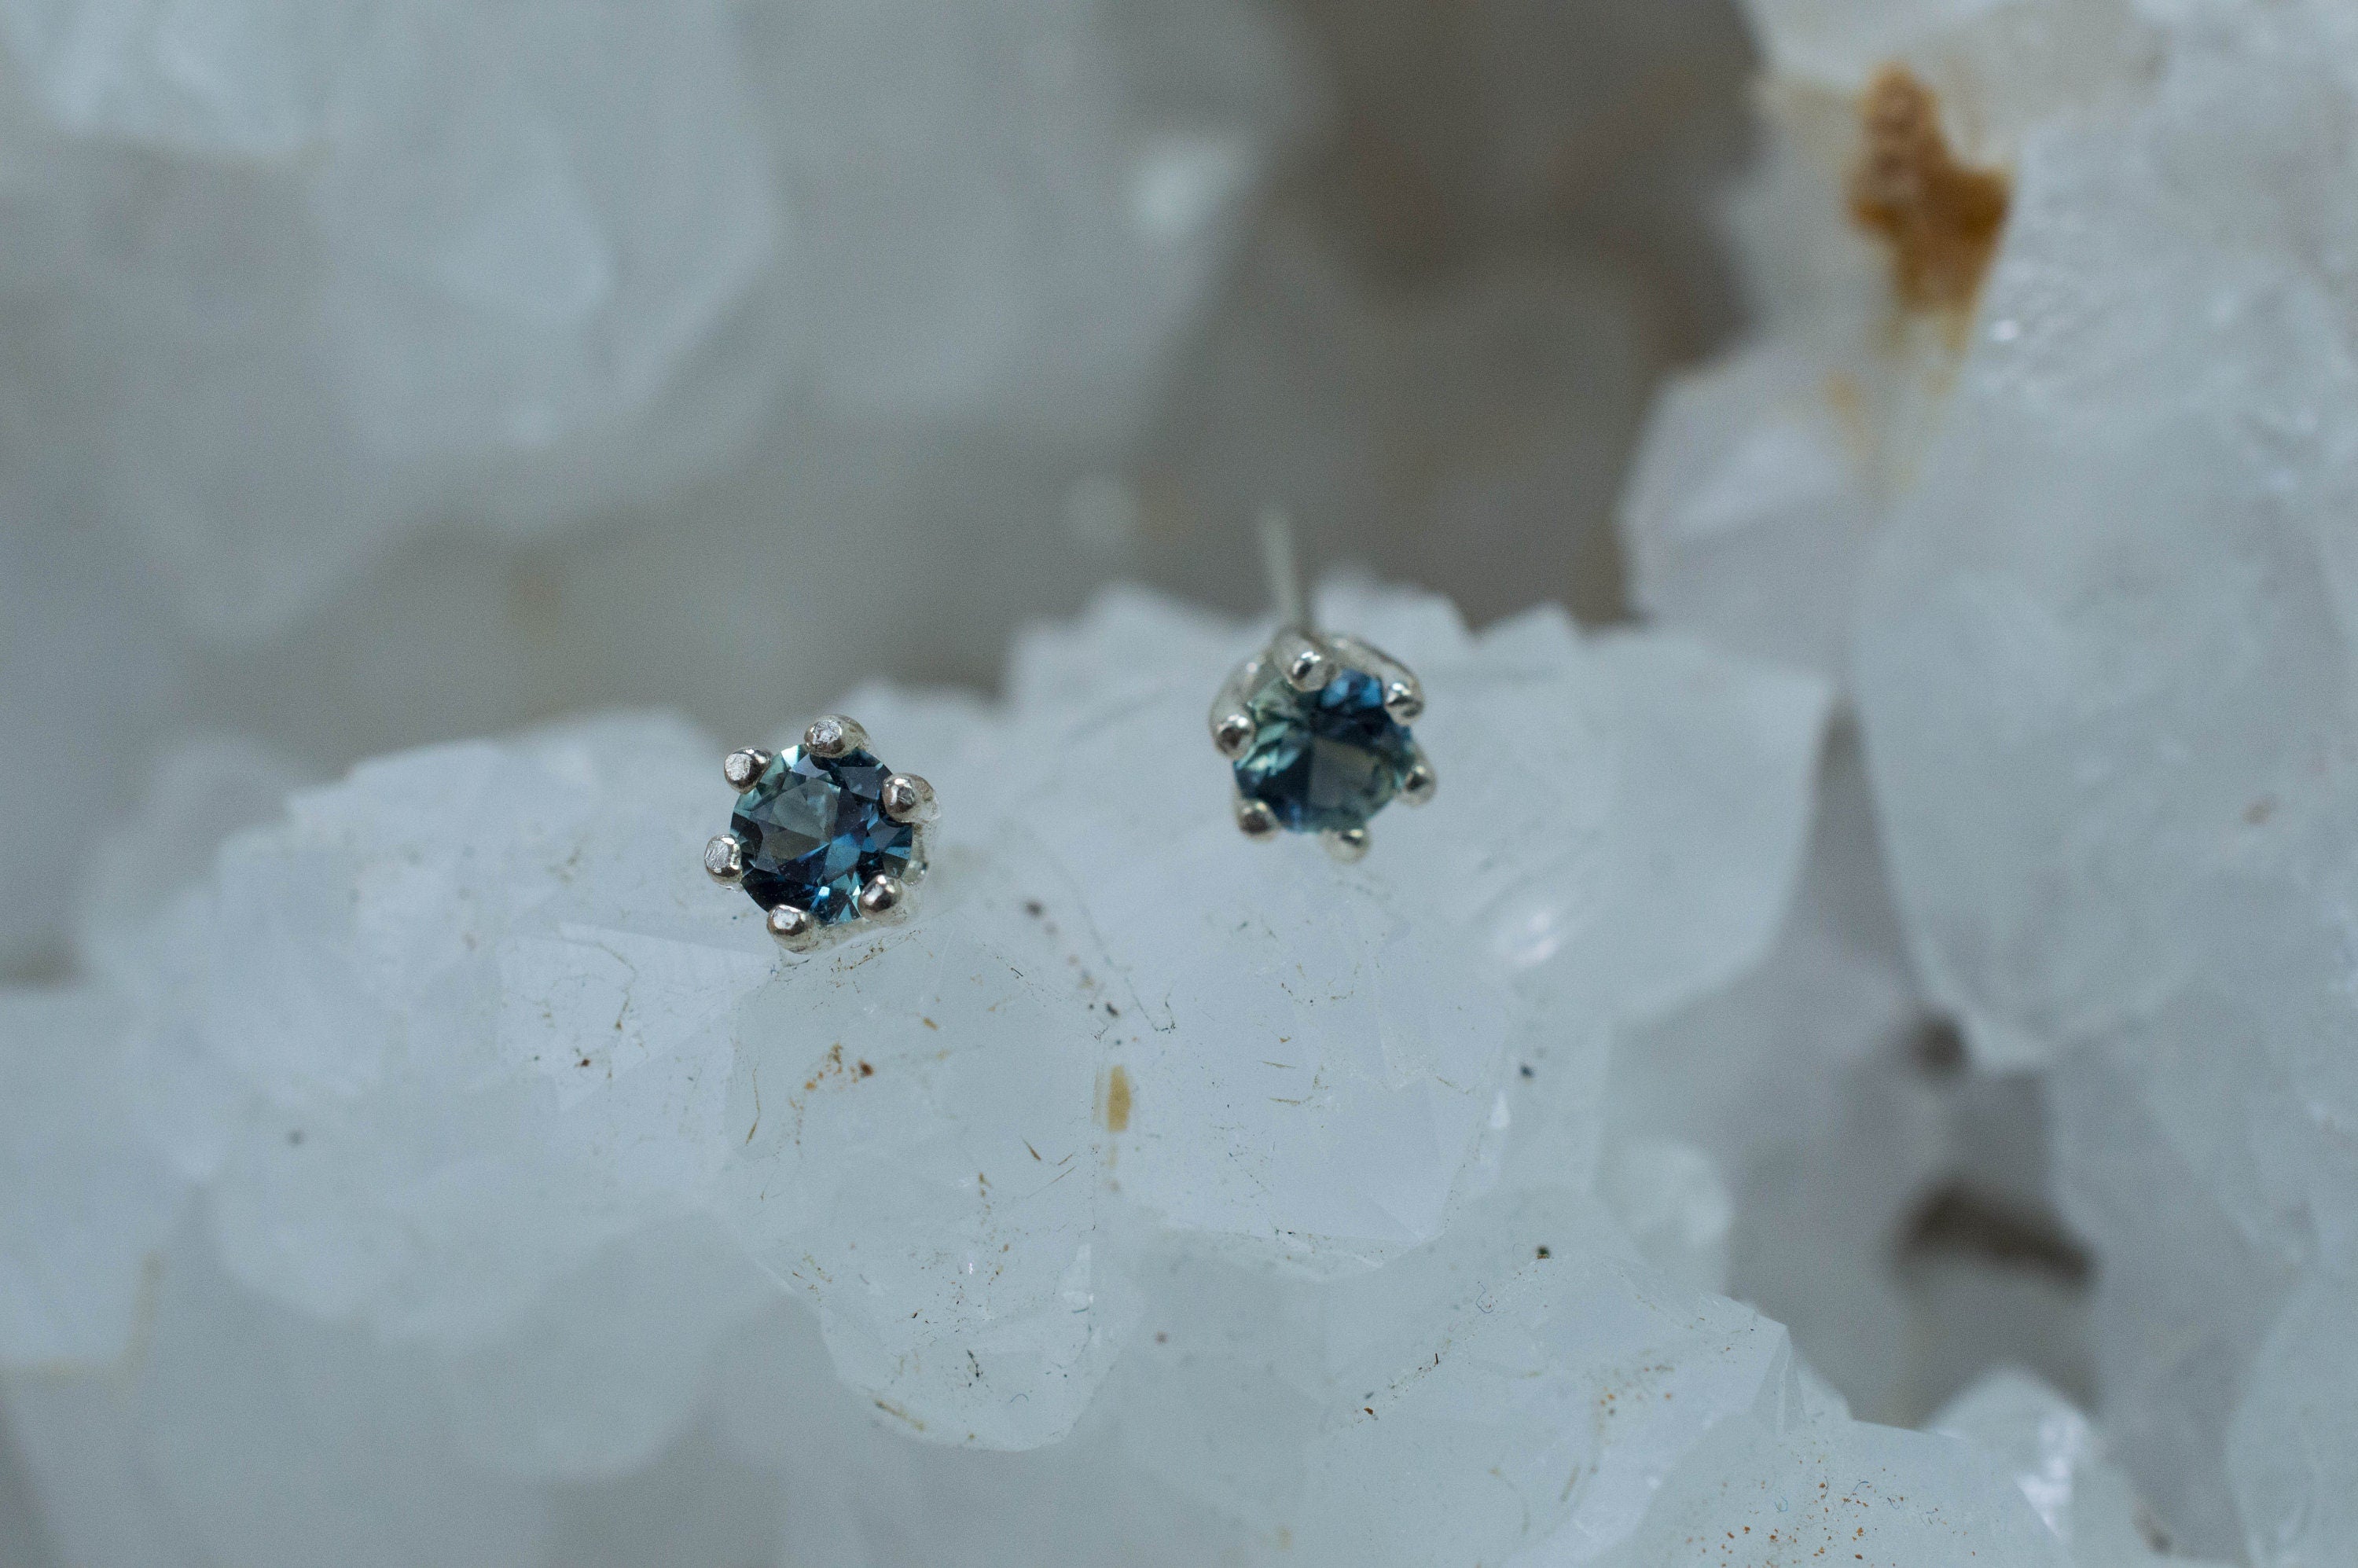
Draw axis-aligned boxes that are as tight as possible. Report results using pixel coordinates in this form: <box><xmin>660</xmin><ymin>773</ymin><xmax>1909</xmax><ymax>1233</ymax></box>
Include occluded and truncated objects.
<box><xmin>3</xmin><ymin>578</ymin><xmax>2112</xmax><ymax>1567</ymax></box>
<box><xmin>5</xmin><ymin>0</ymin><xmax>2354</xmax><ymax>1562</ymax></box>
<box><xmin>0</xmin><ymin>0</ymin><xmax>1309</xmax><ymax>977</ymax></box>
<box><xmin>1618</xmin><ymin>0</ymin><xmax>2358</xmax><ymax>1560</ymax></box>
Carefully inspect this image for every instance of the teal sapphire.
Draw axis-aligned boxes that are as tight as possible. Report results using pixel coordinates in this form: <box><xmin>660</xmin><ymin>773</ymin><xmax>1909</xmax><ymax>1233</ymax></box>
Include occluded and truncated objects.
<box><xmin>1234</xmin><ymin>666</ymin><xmax>1416</xmax><ymax>832</ymax></box>
<box><xmin>727</xmin><ymin>747</ymin><xmax>920</xmax><ymax>924</ymax></box>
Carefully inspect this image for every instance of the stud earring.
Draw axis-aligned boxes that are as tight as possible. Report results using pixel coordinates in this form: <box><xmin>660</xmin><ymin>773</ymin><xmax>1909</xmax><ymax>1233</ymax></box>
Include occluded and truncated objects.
<box><xmin>705</xmin><ymin>716</ymin><xmax>937</xmax><ymax>952</ymax></box>
<box><xmin>1208</xmin><ymin>512</ymin><xmax>1435</xmax><ymax>861</ymax></box>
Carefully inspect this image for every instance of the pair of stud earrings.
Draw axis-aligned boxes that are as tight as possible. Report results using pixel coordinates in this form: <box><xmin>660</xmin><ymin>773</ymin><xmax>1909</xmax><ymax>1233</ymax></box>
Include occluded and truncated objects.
<box><xmin>703</xmin><ymin>515</ymin><xmax>1436</xmax><ymax>953</ymax></box>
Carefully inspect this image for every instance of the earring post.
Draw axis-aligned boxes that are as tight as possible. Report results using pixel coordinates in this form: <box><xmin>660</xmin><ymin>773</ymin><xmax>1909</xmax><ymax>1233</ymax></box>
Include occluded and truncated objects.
<box><xmin>1259</xmin><ymin>506</ymin><xmax>1309</xmax><ymax>632</ymax></box>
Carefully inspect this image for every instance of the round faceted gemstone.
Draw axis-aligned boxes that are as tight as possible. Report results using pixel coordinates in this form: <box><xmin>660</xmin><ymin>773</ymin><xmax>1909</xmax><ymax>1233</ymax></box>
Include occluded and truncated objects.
<box><xmin>727</xmin><ymin>746</ymin><xmax>920</xmax><ymax>924</ymax></box>
<box><xmin>1233</xmin><ymin>666</ymin><xmax>1416</xmax><ymax>832</ymax></box>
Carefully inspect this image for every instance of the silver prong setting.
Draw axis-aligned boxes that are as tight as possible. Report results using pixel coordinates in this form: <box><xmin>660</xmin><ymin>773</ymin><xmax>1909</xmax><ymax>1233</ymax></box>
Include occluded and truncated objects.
<box><xmin>1321</xmin><ymin>827</ymin><xmax>1370</xmax><ymax>863</ymax></box>
<box><xmin>882</xmin><ymin>773</ymin><xmax>938</xmax><ymax>824</ymax></box>
<box><xmin>704</xmin><ymin>833</ymin><xmax>745</xmax><ymax>883</ymax></box>
<box><xmin>1214</xmin><ymin>536</ymin><xmax>1427</xmax><ymax>858</ymax></box>
<box><xmin>858</xmin><ymin>875</ymin><xmax>909</xmax><ymax>921</ymax></box>
<box><xmin>720</xmin><ymin>717</ymin><xmax>931</xmax><ymax>952</ymax></box>
<box><xmin>1273</xmin><ymin>630</ymin><xmax>1337</xmax><ymax>693</ymax></box>
<box><xmin>1212</xmin><ymin>711</ymin><xmax>1256</xmax><ymax>760</ymax></box>
<box><xmin>766</xmin><ymin>905</ymin><xmax>822</xmax><ymax>952</ymax></box>
<box><xmin>803</xmin><ymin>715</ymin><xmax>869</xmax><ymax>758</ymax></box>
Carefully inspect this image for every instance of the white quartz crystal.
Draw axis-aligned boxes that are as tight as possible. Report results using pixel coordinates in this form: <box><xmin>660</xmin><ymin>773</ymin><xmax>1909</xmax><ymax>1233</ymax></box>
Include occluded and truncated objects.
<box><xmin>12</xmin><ymin>0</ymin><xmax>2349</xmax><ymax>1551</ymax></box>
<box><xmin>1621</xmin><ymin>0</ymin><xmax>2358</xmax><ymax>1558</ymax></box>
<box><xmin>1932</xmin><ymin>1369</ymin><xmax>2231</xmax><ymax>1567</ymax></box>
<box><xmin>31</xmin><ymin>586</ymin><xmax>2163</xmax><ymax>1568</ymax></box>
<box><xmin>1849</xmin><ymin>7</ymin><xmax>2358</xmax><ymax>1553</ymax></box>
<box><xmin>0</xmin><ymin>0</ymin><xmax>1313</xmax><ymax>982</ymax></box>
<box><xmin>0</xmin><ymin>0</ymin><xmax>1301</xmax><ymax>642</ymax></box>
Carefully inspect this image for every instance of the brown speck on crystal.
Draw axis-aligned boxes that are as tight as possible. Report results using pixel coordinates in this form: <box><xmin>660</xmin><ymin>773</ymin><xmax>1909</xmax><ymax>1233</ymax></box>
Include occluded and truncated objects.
<box><xmin>1849</xmin><ymin>66</ymin><xmax>2009</xmax><ymax>314</ymax></box>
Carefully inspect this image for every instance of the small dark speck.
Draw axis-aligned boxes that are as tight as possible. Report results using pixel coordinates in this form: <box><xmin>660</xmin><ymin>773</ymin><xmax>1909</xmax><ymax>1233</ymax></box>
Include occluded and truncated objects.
<box><xmin>1519</xmin><ymin>1063</ymin><xmax>1536</xmax><ymax>1079</ymax></box>
<box><xmin>1104</xmin><ymin>1002</ymin><xmax>1120</xmax><ymax>1017</ymax></box>
<box><xmin>858</xmin><ymin>1060</ymin><xmax>874</xmax><ymax>1077</ymax></box>
<box><xmin>1535</xmin><ymin>1245</ymin><xmax>1550</xmax><ymax>1259</ymax></box>
<box><xmin>1155</xmin><ymin>1331</ymin><xmax>1168</xmax><ymax>1344</ymax></box>
<box><xmin>1024</xmin><ymin>900</ymin><xmax>1045</xmax><ymax>918</ymax></box>
<box><xmin>287</xmin><ymin>1129</ymin><xmax>303</xmax><ymax>1146</ymax></box>
<box><xmin>578</xmin><ymin>1056</ymin><xmax>593</xmax><ymax>1068</ymax></box>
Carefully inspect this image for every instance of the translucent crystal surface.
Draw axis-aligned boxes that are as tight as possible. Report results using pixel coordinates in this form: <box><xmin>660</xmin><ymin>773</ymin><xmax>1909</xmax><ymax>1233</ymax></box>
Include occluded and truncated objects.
<box><xmin>1931</xmin><ymin>1369</ymin><xmax>2231</xmax><ymax>1567</ymax></box>
<box><xmin>47</xmin><ymin>588</ymin><xmax>2181</xmax><ymax>1566</ymax></box>
<box><xmin>1617</xmin><ymin>0</ymin><xmax>2358</xmax><ymax>1558</ymax></box>
<box><xmin>0</xmin><ymin>0</ymin><xmax>1315</xmax><ymax>986</ymax></box>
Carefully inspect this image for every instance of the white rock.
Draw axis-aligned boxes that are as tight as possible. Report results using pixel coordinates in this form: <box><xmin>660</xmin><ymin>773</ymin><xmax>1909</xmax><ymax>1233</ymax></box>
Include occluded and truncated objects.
<box><xmin>0</xmin><ymin>0</ymin><xmax>1316</xmax><ymax>988</ymax></box>
<box><xmin>0</xmin><ymin>0</ymin><xmax>1309</xmax><ymax>651</ymax></box>
<box><xmin>1933</xmin><ymin>1368</ymin><xmax>2227</xmax><ymax>1567</ymax></box>
<box><xmin>1742</xmin><ymin>0</ymin><xmax>2158</xmax><ymax>135</ymax></box>
<box><xmin>1836</xmin><ymin>0</ymin><xmax>2358</xmax><ymax>1552</ymax></box>
<box><xmin>1596</xmin><ymin>1386</ymin><xmax>2072</xmax><ymax>1568</ymax></box>
<box><xmin>743</xmin><ymin>0</ymin><xmax>1306</xmax><ymax>445</ymax></box>
<box><xmin>1110</xmin><ymin>1186</ymin><xmax>1793</xmax><ymax>1564</ymax></box>
<box><xmin>1620</xmin><ymin>338</ymin><xmax>1883</xmax><ymax>681</ymax></box>
<box><xmin>2227</xmin><ymin>1271</ymin><xmax>2358</xmax><ymax>1568</ymax></box>
<box><xmin>0</xmin><ymin>585</ymin><xmax>1856</xmax><ymax>1559</ymax></box>
<box><xmin>72</xmin><ymin>736</ymin><xmax>315</xmax><ymax>989</ymax></box>
<box><xmin>718</xmin><ymin>849</ymin><xmax>1137</xmax><ymax>1449</ymax></box>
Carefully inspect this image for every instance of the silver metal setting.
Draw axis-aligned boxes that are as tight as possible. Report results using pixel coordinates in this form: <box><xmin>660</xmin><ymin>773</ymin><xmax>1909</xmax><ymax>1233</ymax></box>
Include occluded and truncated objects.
<box><xmin>1210</xmin><ymin>509</ymin><xmax>1433</xmax><ymax>852</ymax></box>
<box><xmin>881</xmin><ymin>773</ymin><xmax>938</xmax><ymax>824</ymax></box>
<box><xmin>1273</xmin><ymin>630</ymin><xmax>1337</xmax><ymax>693</ymax></box>
<box><xmin>1321</xmin><ymin>827</ymin><xmax>1371</xmax><ymax>863</ymax></box>
<box><xmin>1236</xmin><ymin>795</ymin><xmax>1280</xmax><ymax>840</ymax></box>
<box><xmin>703</xmin><ymin>833</ymin><xmax>745</xmax><ymax>883</ymax></box>
<box><xmin>711</xmin><ymin>720</ymin><xmax>932</xmax><ymax>958</ymax></box>
<box><xmin>858</xmin><ymin>874</ymin><xmax>909</xmax><ymax>921</ymax></box>
<box><xmin>803</xmin><ymin>715</ymin><xmax>869</xmax><ymax>759</ymax></box>
<box><xmin>1400</xmin><ymin>755</ymin><xmax>1438</xmax><ymax>806</ymax></box>
<box><xmin>723</xmin><ymin>748</ymin><xmax>773</xmax><ymax>790</ymax></box>
<box><xmin>766</xmin><ymin>904</ymin><xmax>822</xmax><ymax>952</ymax></box>
<box><xmin>1210</xmin><ymin>710</ymin><xmax>1256</xmax><ymax>761</ymax></box>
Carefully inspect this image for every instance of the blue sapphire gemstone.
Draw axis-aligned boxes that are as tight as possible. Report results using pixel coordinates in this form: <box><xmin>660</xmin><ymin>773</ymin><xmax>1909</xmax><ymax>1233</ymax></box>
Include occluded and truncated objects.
<box><xmin>1233</xmin><ymin>666</ymin><xmax>1416</xmax><ymax>832</ymax></box>
<box><xmin>727</xmin><ymin>747</ymin><xmax>920</xmax><ymax>924</ymax></box>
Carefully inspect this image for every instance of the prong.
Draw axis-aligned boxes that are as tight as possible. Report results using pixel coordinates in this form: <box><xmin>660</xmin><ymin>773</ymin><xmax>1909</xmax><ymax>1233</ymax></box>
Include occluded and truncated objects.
<box><xmin>1321</xmin><ymin>826</ymin><xmax>1370</xmax><ymax>863</ymax></box>
<box><xmin>1400</xmin><ymin>755</ymin><xmax>1437</xmax><ymax>806</ymax></box>
<box><xmin>1210</xmin><ymin>655</ymin><xmax>1262</xmax><ymax>756</ymax></box>
<box><xmin>858</xmin><ymin>875</ymin><xmax>909</xmax><ymax>922</ymax></box>
<box><xmin>1236</xmin><ymin>797</ymin><xmax>1280</xmax><ymax>841</ymax></box>
<box><xmin>1211</xmin><ymin>711</ymin><xmax>1255</xmax><ymax>760</ymax></box>
<box><xmin>881</xmin><ymin>773</ymin><xmax>938</xmax><ymax>824</ymax></box>
<box><xmin>723</xmin><ymin>748</ymin><xmax>772</xmax><ymax>790</ymax></box>
<box><xmin>703</xmin><ymin>833</ymin><xmax>746</xmax><ymax>883</ymax></box>
<box><xmin>766</xmin><ymin>905</ymin><xmax>822</xmax><ymax>952</ymax></box>
<box><xmin>803</xmin><ymin>715</ymin><xmax>869</xmax><ymax>758</ymax></box>
<box><xmin>1272</xmin><ymin>630</ymin><xmax>1337</xmax><ymax>693</ymax></box>
<box><xmin>1325</xmin><ymin>633</ymin><xmax>1423</xmax><ymax>722</ymax></box>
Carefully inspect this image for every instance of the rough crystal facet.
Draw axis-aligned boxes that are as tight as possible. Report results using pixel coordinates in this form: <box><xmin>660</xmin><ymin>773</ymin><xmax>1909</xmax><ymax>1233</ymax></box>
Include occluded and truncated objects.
<box><xmin>1232</xmin><ymin>665</ymin><xmax>1416</xmax><ymax>833</ymax></box>
<box><xmin>728</xmin><ymin>745</ymin><xmax>919</xmax><ymax>924</ymax></box>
